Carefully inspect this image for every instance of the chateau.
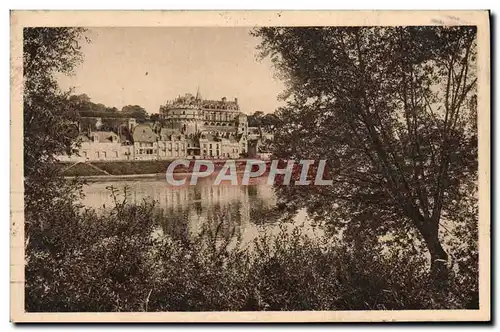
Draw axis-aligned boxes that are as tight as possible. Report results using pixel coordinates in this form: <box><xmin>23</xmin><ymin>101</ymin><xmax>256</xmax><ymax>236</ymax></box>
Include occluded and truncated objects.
<box><xmin>57</xmin><ymin>92</ymin><xmax>251</xmax><ymax>162</ymax></box>
<box><xmin>160</xmin><ymin>91</ymin><xmax>248</xmax><ymax>137</ymax></box>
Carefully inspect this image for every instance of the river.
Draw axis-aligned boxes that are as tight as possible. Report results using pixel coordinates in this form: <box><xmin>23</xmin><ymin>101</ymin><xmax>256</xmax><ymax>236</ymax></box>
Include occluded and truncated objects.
<box><xmin>81</xmin><ymin>175</ymin><xmax>322</xmax><ymax>246</ymax></box>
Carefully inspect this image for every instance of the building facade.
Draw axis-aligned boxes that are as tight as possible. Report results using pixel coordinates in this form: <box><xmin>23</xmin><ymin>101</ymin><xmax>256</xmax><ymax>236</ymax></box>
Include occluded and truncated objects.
<box><xmin>57</xmin><ymin>131</ymin><xmax>134</xmax><ymax>162</ymax></box>
<box><xmin>57</xmin><ymin>92</ymin><xmax>256</xmax><ymax>163</ymax></box>
<box><xmin>132</xmin><ymin>124</ymin><xmax>159</xmax><ymax>160</ymax></box>
<box><xmin>159</xmin><ymin>92</ymin><xmax>248</xmax><ymax>155</ymax></box>
<box><xmin>158</xmin><ymin>128</ymin><xmax>188</xmax><ymax>159</ymax></box>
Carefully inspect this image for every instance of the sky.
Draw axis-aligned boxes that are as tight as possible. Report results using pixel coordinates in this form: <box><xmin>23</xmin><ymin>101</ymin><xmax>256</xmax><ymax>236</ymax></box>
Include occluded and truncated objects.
<box><xmin>56</xmin><ymin>27</ymin><xmax>285</xmax><ymax>115</ymax></box>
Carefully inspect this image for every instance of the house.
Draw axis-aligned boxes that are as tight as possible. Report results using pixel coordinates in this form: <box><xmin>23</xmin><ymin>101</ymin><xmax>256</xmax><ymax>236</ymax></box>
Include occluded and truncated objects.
<box><xmin>199</xmin><ymin>133</ymin><xmax>222</xmax><ymax>158</ymax></box>
<box><xmin>132</xmin><ymin>124</ymin><xmax>159</xmax><ymax>160</ymax></box>
<box><xmin>220</xmin><ymin>135</ymin><xmax>241</xmax><ymax>159</ymax></box>
<box><xmin>157</xmin><ymin>128</ymin><xmax>187</xmax><ymax>159</ymax></box>
<box><xmin>57</xmin><ymin>131</ymin><xmax>129</xmax><ymax>162</ymax></box>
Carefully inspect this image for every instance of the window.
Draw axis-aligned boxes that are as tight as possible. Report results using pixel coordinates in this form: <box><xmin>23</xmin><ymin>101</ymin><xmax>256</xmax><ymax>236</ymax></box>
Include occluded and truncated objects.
<box><xmin>209</xmin><ymin>144</ymin><xmax>212</xmax><ymax>149</ymax></box>
<box><xmin>102</xmin><ymin>152</ymin><xmax>107</xmax><ymax>159</ymax></box>
<box><xmin>115</xmin><ymin>151</ymin><xmax>119</xmax><ymax>158</ymax></box>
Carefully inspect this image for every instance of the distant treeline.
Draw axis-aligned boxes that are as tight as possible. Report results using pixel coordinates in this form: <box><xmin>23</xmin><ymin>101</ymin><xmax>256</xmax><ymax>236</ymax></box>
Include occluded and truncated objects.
<box><xmin>68</xmin><ymin>93</ymin><xmax>160</xmax><ymax>121</ymax></box>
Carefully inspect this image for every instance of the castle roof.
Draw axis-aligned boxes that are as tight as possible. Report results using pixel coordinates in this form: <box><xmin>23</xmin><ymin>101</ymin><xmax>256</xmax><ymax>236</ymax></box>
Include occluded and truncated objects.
<box><xmin>163</xmin><ymin>92</ymin><xmax>240</xmax><ymax>111</ymax></box>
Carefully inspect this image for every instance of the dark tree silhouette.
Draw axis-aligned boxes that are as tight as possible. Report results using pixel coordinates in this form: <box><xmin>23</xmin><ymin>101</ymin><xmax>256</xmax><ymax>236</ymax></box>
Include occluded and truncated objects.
<box><xmin>23</xmin><ymin>28</ymin><xmax>88</xmax><ymax>230</ymax></box>
<box><xmin>253</xmin><ymin>26</ymin><xmax>477</xmax><ymax>281</ymax></box>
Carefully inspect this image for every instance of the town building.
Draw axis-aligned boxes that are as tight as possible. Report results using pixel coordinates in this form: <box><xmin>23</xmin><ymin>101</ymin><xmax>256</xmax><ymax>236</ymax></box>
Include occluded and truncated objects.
<box><xmin>158</xmin><ymin>128</ymin><xmax>188</xmax><ymax>159</ymax></box>
<box><xmin>56</xmin><ymin>92</ymin><xmax>262</xmax><ymax>163</ymax></box>
<box><xmin>58</xmin><ymin>130</ymin><xmax>134</xmax><ymax>162</ymax></box>
<box><xmin>132</xmin><ymin>124</ymin><xmax>159</xmax><ymax>160</ymax></box>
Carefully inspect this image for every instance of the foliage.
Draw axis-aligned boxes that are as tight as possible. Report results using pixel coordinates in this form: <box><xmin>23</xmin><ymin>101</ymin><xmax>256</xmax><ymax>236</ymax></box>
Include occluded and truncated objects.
<box><xmin>248</xmin><ymin>111</ymin><xmax>281</xmax><ymax>131</ymax></box>
<box><xmin>25</xmin><ymin>187</ymin><xmax>476</xmax><ymax>312</ymax></box>
<box><xmin>121</xmin><ymin>105</ymin><xmax>149</xmax><ymax>120</ymax></box>
<box><xmin>26</xmin><ymin>187</ymin><xmax>158</xmax><ymax>311</ymax></box>
<box><xmin>150</xmin><ymin>113</ymin><xmax>161</xmax><ymax>122</ymax></box>
<box><xmin>252</xmin><ymin>26</ymin><xmax>478</xmax><ymax>279</ymax></box>
<box><xmin>68</xmin><ymin>93</ymin><xmax>121</xmax><ymax>118</ymax></box>
<box><xmin>23</xmin><ymin>28</ymin><xmax>88</xmax><ymax>236</ymax></box>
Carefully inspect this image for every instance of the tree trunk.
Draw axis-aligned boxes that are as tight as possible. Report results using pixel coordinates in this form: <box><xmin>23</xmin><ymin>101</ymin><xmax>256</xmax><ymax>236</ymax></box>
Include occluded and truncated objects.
<box><xmin>420</xmin><ymin>225</ymin><xmax>449</xmax><ymax>285</ymax></box>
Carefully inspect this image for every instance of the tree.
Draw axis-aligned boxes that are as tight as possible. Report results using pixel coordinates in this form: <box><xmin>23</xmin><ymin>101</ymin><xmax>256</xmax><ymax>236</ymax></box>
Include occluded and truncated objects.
<box><xmin>23</xmin><ymin>27</ymin><xmax>88</xmax><ymax>244</ymax></box>
<box><xmin>261</xmin><ymin>113</ymin><xmax>280</xmax><ymax>131</ymax></box>
<box><xmin>23</xmin><ymin>29</ymin><xmax>87</xmax><ymax>206</ymax></box>
<box><xmin>248</xmin><ymin>111</ymin><xmax>264</xmax><ymax>127</ymax></box>
<box><xmin>150</xmin><ymin>113</ymin><xmax>161</xmax><ymax>122</ymax></box>
<box><xmin>69</xmin><ymin>94</ymin><xmax>122</xmax><ymax>117</ymax></box>
<box><xmin>121</xmin><ymin>105</ymin><xmax>148</xmax><ymax>120</ymax></box>
<box><xmin>253</xmin><ymin>26</ymin><xmax>477</xmax><ymax>281</ymax></box>
<box><xmin>68</xmin><ymin>93</ymin><xmax>91</xmax><ymax>108</ymax></box>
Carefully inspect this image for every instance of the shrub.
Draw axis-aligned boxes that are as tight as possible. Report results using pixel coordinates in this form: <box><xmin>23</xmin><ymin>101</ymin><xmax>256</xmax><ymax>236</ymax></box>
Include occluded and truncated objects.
<box><xmin>25</xmin><ymin>187</ymin><xmax>477</xmax><ymax>312</ymax></box>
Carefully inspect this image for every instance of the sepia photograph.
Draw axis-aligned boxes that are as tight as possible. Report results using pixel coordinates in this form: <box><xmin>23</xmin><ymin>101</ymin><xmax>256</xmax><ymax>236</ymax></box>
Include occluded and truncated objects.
<box><xmin>10</xmin><ymin>10</ymin><xmax>490</xmax><ymax>322</ymax></box>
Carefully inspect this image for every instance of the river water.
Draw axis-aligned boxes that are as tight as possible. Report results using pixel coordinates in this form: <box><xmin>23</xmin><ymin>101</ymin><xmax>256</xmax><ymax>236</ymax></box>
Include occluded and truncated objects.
<box><xmin>81</xmin><ymin>175</ymin><xmax>321</xmax><ymax>246</ymax></box>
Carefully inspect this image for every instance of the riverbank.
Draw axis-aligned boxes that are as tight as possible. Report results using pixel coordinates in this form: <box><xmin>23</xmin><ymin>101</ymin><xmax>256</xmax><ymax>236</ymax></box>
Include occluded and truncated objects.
<box><xmin>58</xmin><ymin>159</ymin><xmax>269</xmax><ymax>178</ymax></box>
<box><xmin>64</xmin><ymin>170</ymin><xmax>252</xmax><ymax>182</ymax></box>
<box><xmin>57</xmin><ymin>160</ymin><xmax>178</xmax><ymax>177</ymax></box>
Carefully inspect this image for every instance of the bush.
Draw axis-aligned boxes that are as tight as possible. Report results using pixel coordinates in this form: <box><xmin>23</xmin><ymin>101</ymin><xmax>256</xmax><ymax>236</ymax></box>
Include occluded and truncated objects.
<box><xmin>25</xmin><ymin>187</ymin><xmax>477</xmax><ymax>312</ymax></box>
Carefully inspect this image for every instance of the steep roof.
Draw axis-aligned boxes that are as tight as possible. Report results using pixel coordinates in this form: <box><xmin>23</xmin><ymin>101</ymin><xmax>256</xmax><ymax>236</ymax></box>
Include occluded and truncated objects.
<box><xmin>132</xmin><ymin>124</ymin><xmax>157</xmax><ymax>143</ymax></box>
<box><xmin>159</xmin><ymin>128</ymin><xmax>184</xmax><ymax>141</ymax></box>
<box><xmin>164</xmin><ymin>93</ymin><xmax>240</xmax><ymax>111</ymax></box>
<box><xmin>77</xmin><ymin>131</ymin><xmax>119</xmax><ymax>143</ymax></box>
<box><xmin>199</xmin><ymin>133</ymin><xmax>222</xmax><ymax>142</ymax></box>
<box><xmin>94</xmin><ymin>131</ymin><xmax>119</xmax><ymax>143</ymax></box>
<box><xmin>160</xmin><ymin>127</ymin><xmax>181</xmax><ymax>135</ymax></box>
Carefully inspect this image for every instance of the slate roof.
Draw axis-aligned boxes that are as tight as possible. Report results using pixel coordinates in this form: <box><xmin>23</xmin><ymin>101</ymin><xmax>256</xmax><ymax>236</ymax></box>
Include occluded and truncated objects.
<box><xmin>77</xmin><ymin>131</ymin><xmax>119</xmax><ymax>143</ymax></box>
<box><xmin>94</xmin><ymin>131</ymin><xmax>119</xmax><ymax>143</ymax></box>
<box><xmin>132</xmin><ymin>124</ymin><xmax>158</xmax><ymax>143</ymax></box>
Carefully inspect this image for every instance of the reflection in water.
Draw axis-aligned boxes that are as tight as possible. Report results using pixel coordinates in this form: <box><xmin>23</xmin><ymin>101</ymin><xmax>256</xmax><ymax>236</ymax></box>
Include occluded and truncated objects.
<box><xmin>81</xmin><ymin>175</ymin><xmax>317</xmax><ymax>245</ymax></box>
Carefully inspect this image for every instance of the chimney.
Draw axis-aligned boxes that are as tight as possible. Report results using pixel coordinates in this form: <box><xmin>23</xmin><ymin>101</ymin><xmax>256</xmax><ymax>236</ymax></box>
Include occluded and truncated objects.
<box><xmin>234</xmin><ymin>97</ymin><xmax>238</xmax><ymax>104</ymax></box>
